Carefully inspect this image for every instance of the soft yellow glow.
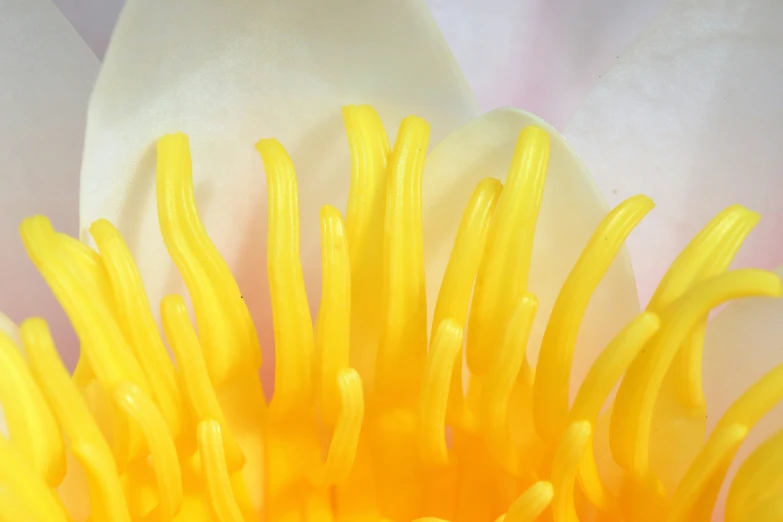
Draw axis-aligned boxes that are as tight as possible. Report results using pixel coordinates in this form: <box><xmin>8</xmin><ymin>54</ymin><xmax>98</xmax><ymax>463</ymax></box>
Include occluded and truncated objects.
<box><xmin>1</xmin><ymin>105</ymin><xmax>782</xmax><ymax>521</ymax></box>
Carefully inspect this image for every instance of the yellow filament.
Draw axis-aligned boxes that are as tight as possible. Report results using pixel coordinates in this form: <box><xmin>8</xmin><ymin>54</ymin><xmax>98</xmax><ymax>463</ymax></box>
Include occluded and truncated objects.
<box><xmin>611</xmin><ymin>269</ymin><xmax>783</xmax><ymax>480</ymax></box>
<box><xmin>91</xmin><ymin>218</ymin><xmax>184</xmax><ymax>439</ymax></box>
<box><xmin>375</xmin><ymin>115</ymin><xmax>429</xmax><ymax>405</ymax></box>
<box><xmin>648</xmin><ymin>206</ymin><xmax>759</xmax><ymax>413</ymax></box>
<box><xmin>569</xmin><ymin>312</ymin><xmax>660</xmax><ymax>426</ymax></box>
<box><xmin>481</xmin><ymin>293</ymin><xmax>538</xmax><ymax>475</ymax></box>
<box><xmin>467</xmin><ymin>127</ymin><xmax>549</xmax><ymax>376</ymax></box>
<box><xmin>197</xmin><ymin>420</ymin><xmax>245</xmax><ymax>522</ymax></box>
<box><xmin>157</xmin><ymin>134</ymin><xmax>260</xmax><ymax>387</ymax></box>
<box><xmin>74</xmin><ymin>442</ymin><xmax>133</xmax><ymax>522</ymax></box>
<box><xmin>317</xmin><ymin>205</ymin><xmax>351</xmax><ymax>424</ymax></box>
<box><xmin>22</xmin><ymin>217</ymin><xmax>155</xmax><ymax>469</ymax></box>
<box><xmin>113</xmin><ymin>381</ymin><xmax>183</xmax><ymax>520</ymax></box>
<box><xmin>56</xmin><ymin>231</ymin><xmax>116</xmax><ymax>316</ymax></box>
<box><xmin>318</xmin><ymin>368</ymin><xmax>364</xmax><ymax>486</ymax></box>
<box><xmin>551</xmin><ymin>421</ymin><xmax>591</xmax><ymax>522</ymax></box>
<box><xmin>160</xmin><ymin>295</ymin><xmax>245</xmax><ymax>472</ymax></box>
<box><xmin>726</xmin><ymin>428</ymin><xmax>783</xmax><ymax>521</ymax></box>
<box><xmin>647</xmin><ymin>205</ymin><xmax>760</xmax><ymax>313</ymax></box>
<box><xmin>505</xmin><ymin>481</ymin><xmax>554</xmax><ymax>522</ymax></box>
<box><xmin>342</xmin><ymin>104</ymin><xmax>390</xmax><ymax>397</ymax></box>
<box><xmin>419</xmin><ymin>319</ymin><xmax>464</xmax><ymax>466</ymax></box>
<box><xmin>0</xmin><ymin>330</ymin><xmax>65</xmax><ymax>487</ymax></box>
<box><xmin>534</xmin><ymin>194</ymin><xmax>654</xmax><ymax>444</ymax></box>
<box><xmin>20</xmin><ymin>319</ymin><xmax>129</xmax><ymax>518</ymax></box>
<box><xmin>0</xmin><ymin>435</ymin><xmax>69</xmax><ymax>522</ymax></box>
<box><xmin>667</xmin><ymin>424</ymin><xmax>747</xmax><ymax>521</ymax></box>
<box><xmin>577</xmin><ymin>440</ymin><xmax>617</xmax><ymax>514</ymax></box>
<box><xmin>432</xmin><ymin>178</ymin><xmax>502</xmax><ymax>423</ymax></box>
<box><xmin>673</xmin><ymin>355</ymin><xmax>783</xmax><ymax>519</ymax></box>
<box><xmin>256</xmin><ymin>138</ymin><xmax>315</xmax><ymax>415</ymax></box>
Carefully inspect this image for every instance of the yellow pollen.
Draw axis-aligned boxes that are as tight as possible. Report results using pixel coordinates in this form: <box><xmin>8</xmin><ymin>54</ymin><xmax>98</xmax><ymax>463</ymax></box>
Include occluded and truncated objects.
<box><xmin>1</xmin><ymin>104</ymin><xmax>781</xmax><ymax>522</ymax></box>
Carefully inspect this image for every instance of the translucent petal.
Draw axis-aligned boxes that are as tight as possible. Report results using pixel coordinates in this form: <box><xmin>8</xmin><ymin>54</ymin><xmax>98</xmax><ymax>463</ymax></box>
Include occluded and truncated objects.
<box><xmin>564</xmin><ymin>0</ymin><xmax>783</xmax><ymax>304</ymax></box>
<box><xmin>0</xmin><ymin>0</ymin><xmax>99</xmax><ymax>368</ymax></box>
<box><xmin>50</xmin><ymin>0</ymin><xmax>123</xmax><ymax>59</ymax></box>
<box><xmin>80</xmin><ymin>0</ymin><xmax>479</xmax><ymax>370</ymax></box>
<box><xmin>702</xmin><ymin>266</ymin><xmax>783</xmax><ymax>514</ymax></box>
<box><xmin>423</xmin><ymin>108</ymin><xmax>639</xmax><ymax>389</ymax></box>
<box><xmin>427</xmin><ymin>0</ymin><xmax>668</xmax><ymax>127</ymax></box>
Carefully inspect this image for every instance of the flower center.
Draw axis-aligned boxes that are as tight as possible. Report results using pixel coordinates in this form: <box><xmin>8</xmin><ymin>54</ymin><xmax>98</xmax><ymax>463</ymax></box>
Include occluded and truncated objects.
<box><xmin>0</xmin><ymin>105</ymin><xmax>781</xmax><ymax>522</ymax></box>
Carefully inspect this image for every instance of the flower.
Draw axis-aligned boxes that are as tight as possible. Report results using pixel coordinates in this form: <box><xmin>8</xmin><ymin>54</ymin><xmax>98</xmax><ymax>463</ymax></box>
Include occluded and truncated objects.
<box><xmin>2</xmin><ymin>1</ymin><xmax>782</xmax><ymax>521</ymax></box>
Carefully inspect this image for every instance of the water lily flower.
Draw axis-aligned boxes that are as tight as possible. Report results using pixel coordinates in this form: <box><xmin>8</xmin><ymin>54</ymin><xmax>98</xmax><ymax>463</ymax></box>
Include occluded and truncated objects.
<box><xmin>1</xmin><ymin>1</ymin><xmax>782</xmax><ymax>521</ymax></box>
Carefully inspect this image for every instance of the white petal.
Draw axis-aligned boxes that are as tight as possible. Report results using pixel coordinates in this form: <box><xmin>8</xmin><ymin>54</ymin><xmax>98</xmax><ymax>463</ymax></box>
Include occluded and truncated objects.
<box><xmin>565</xmin><ymin>0</ymin><xmax>783</xmax><ymax>304</ymax></box>
<box><xmin>51</xmin><ymin>0</ymin><xmax>123</xmax><ymax>59</ymax></box>
<box><xmin>423</xmin><ymin>108</ymin><xmax>640</xmax><ymax>388</ymax></box>
<box><xmin>426</xmin><ymin>0</ymin><xmax>668</xmax><ymax>127</ymax></box>
<box><xmin>0</xmin><ymin>0</ymin><xmax>99</xmax><ymax>369</ymax></box>
<box><xmin>702</xmin><ymin>266</ymin><xmax>783</xmax><ymax>514</ymax></box>
<box><xmin>81</xmin><ymin>0</ymin><xmax>479</xmax><ymax>362</ymax></box>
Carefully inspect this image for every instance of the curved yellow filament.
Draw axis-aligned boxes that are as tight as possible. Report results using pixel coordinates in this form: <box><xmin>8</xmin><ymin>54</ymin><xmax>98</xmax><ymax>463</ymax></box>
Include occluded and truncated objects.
<box><xmin>342</xmin><ymin>104</ymin><xmax>390</xmax><ymax>398</ymax></box>
<box><xmin>20</xmin><ymin>319</ymin><xmax>128</xmax><ymax>516</ymax></box>
<box><xmin>534</xmin><ymin>194</ymin><xmax>654</xmax><ymax>444</ymax></box>
<box><xmin>419</xmin><ymin>319</ymin><xmax>464</xmax><ymax>466</ymax></box>
<box><xmin>157</xmin><ymin>134</ymin><xmax>260</xmax><ymax>388</ymax></box>
<box><xmin>668</xmin><ymin>424</ymin><xmax>747</xmax><ymax>521</ymax></box>
<box><xmin>653</xmin><ymin>206</ymin><xmax>759</xmax><ymax>414</ymax></box>
<box><xmin>20</xmin><ymin>216</ymin><xmax>152</xmax><ymax>466</ymax></box>
<box><xmin>0</xmin><ymin>330</ymin><xmax>65</xmax><ymax>487</ymax></box>
<box><xmin>551</xmin><ymin>421</ymin><xmax>591</xmax><ymax>522</ymax></box>
<box><xmin>256</xmin><ymin>138</ymin><xmax>315</xmax><ymax>416</ymax></box>
<box><xmin>611</xmin><ymin>269</ymin><xmax>783</xmax><ymax>480</ymax></box>
<box><xmin>505</xmin><ymin>481</ymin><xmax>554</xmax><ymax>522</ymax></box>
<box><xmin>0</xmin><ymin>435</ymin><xmax>69</xmax><ymax>522</ymax></box>
<box><xmin>467</xmin><ymin>127</ymin><xmax>549</xmax><ymax>376</ymax></box>
<box><xmin>91</xmin><ymin>218</ymin><xmax>184</xmax><ymax>440</ymax></box>
<box><xmin>374</xmin><ymin>115</ymin><xmax>429</xmax><ymax>407</ymax></box>
<box><xmin>481</xmin><ymin>293</ymin><xmax>538</xmax><ymax>475</ymax></box>
<box><xmin>317</xmin><ymin>205</ymin><xmax>351</xmax><ymax>424</ymax></box>
<box><xmin>432</xmin><ymin>178</ymin><xmax>502</xmax><ymax>424</ymax></box>
<box><xmin>727</xmin><ymin>428</ymin><xmax>783</xmax><ymax>521</ymax></box>
<box><xmin>74</xmin><ymin>442</ymin><xmax>133</xmax><ymax>522</ymax></box>
<box><xmin>113</xmin><ymin>381</ymin><xmax>183</xmax><ymax>520</ymax></box>
<box><xmin>318</xmin><ymin>368</ymin><xmax>364</xmax><ymax>486</ymax></box>
<box><xmin>198</xmin><ymin>420</ymin><xmax>245</xmax><ymax>522</ymax></box>
<box><xmin>161</xmin><ymin>295</ymin><xmax>245</xmax><ymax>472</ymax></box>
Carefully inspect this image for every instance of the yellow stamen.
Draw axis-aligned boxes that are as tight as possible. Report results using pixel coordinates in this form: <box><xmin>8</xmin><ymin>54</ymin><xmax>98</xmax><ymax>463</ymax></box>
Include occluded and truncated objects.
<box><xmin>611</xmin><ymin>269</ymin><xmax>783</xmax><ymax>481</ymax></box>
<box><xmin>726</xmin><ymin>427</ymin><xmax>783</xmax><ymax>521</ymax></box>
<box><xmin>91</xmin><ymin>218</ymin><xmax>185</xmax><ymax>440</ymax></box>
<box><xmin>0</xmin><ymin>330</ymin><xmax>65</xmax><ymax>487</ymax></box>
<box><xmin>480</xmin><ymin>293</ymin><xmax>537</xmax><ymax>475</ymax></box>
<box><xmin>432</xmin><ymin>177</ymin><xmax>502</xmax><ymax>425</ymax></box>
<box><xmin>419</xmin><ymin>319</ymin><xmax>463</xmax><ymax>466</ymax></box>
<box><xmin>467</xmin><ymin>127</ymin><xmax>548</xmax><ymax>376</ymax></box>
<box><xmin>2</xmin><ymin>105</ymin><xmax>782</xmax><ymax>522</ymax></box>
<box><xmin>256</xmin><ymin>138</ymin><xmax>314</xmax><ymax>415</ymax></box>
<box><xmin>504</xmin><ymin>481</ymin><xmax>554</xmax><ymax>522</ymax></box>
<box><xmin>157</xmin><ymin>134</ymin><xmax>261</xmax><ymax>387</ymax></box>
<box><xmin>533</xmin><ymin>194</ymin><xmax>654</xmax><ymax>444</ymax></box>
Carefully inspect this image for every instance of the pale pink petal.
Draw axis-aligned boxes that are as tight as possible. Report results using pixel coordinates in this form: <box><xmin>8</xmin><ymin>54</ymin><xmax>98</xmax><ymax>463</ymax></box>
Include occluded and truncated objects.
<box><xmin>565</xmin><ymin>0</ymin><xmax>783</xmax><ymax>304</ymax></box>
<box><xmin>426</xmin><ymin>0</ymin><xmax>668</xmax><ymax>127</ymax></box>
<box><xmin>81</xmin><ymin>0</ymin><xmax>478</xmax><ymax>377</ymax></box>
<box><xmin>1</xmin><ymin>0</ymin><xmax>99</xmax><ymax>368</ymax></box>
